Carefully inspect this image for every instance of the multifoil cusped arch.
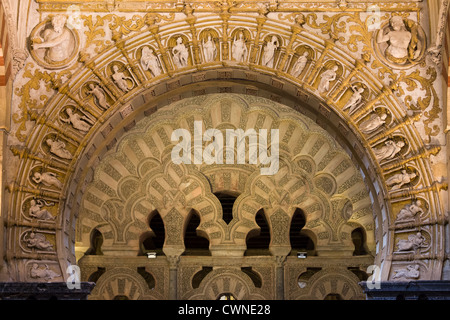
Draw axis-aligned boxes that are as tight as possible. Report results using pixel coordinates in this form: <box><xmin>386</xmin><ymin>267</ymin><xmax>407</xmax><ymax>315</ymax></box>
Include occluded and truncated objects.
<box><xmin>4</xmin><ymin>9</ymin><xmax>446</xmax><ymax>285</ymax></box>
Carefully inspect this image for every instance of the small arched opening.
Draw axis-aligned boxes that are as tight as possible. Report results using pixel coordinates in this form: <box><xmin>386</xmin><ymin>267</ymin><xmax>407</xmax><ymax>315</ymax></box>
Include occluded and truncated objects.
<box><xmin>183</xmin><ymin>209</ymin><xmax>210</xmax><ymax>256</ymax></box>
<box><xmin>139</xmin><ymin>210</ymin><xmax>166</xmax><ymax>256</ymax></box>
<box><xmin>245</xmin><ymin>209</ymin><xmax>271</xmax><ymax>256</ymax></box>
<box><xmin>289</xmin><ymin>208</ymin><xmax>315</xmax><ymax>256</ymax></box>
<box><xmin>85</xmin><ymin>228</ymin><xmax>104</xmax><ymax>256</ymax></box>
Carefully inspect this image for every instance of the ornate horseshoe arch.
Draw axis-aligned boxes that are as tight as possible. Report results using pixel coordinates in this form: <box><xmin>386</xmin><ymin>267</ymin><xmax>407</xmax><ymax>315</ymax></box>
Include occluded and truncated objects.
<box><xmin>2</xmin><ymin>1</ymin><xmax>448</xmax><ymax>299</ymax></box>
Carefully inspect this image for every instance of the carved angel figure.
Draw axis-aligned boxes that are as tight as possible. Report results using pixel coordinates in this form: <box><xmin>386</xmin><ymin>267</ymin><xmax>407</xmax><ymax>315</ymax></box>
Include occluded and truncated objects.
<box><xmin>87</xmin><ymin>83</ymin><xmax>109</xmax><ymax>109</ymax></box>
<box><xmin>262</xmin><ymin>36</ymin><xmax>279</xmax><ymax>68</ymax></box>
<box><xmin>291</xmin><ymin>52</ymin><xmax>308</xmax><ymax>78</ymax></box>
<box><xmin>29</xmin><ymin>199</ymin><xmax>55</xmax><ymax>221</ymax></box>
<box><xmin>46</xmin><ymin>138</ymin><xmax>73</xmax><ymax>159</ymax></box>
<box><xmin>141</xmin><ymin>47</ymin><xmax>162</xmax><ymax>77</ymax></box>
<box><xmin>111</xmin><ymin>65</ymin><xmax>134</xmax><ymax>92</ymax></box>
<box><xmin>318</xmin><ymin>65</ymin><xmax>338</xmax><ymax>93</ymax></box>
<box><xmin>32</xmin><ymin>15</ymin><xmax>73</xmax><ymax>64</ymax></box>
<box><xmin>24</xmin><ymin>232</ymin><xmax>54</xmax><ymax>251</ymax></box>
<box><xmin>30</xmin><ymin>263</ymin><xmax>60</xmax><ymax>281</ymax></box>
<box><xmin>172</xmin><ymin>37</ymin><xmax>189</xmax><ymax>68</ymax></box>
<box><xmin>60</xmin><ymin>107</ymin><xmax>92</xmax><ymax>132</ymax></box>
<box><xmin>386</xmin><ymin>170</ymin><xmax>416</xmax><ymax>190</ymax></box>
<box><xmin>392</xmin><ymin>264</ymin><xmax>420</xmax><ymax>280</ymax></box>
<box><xmin>232</xmin><ymin>32</ymin><xmax>248</xmax><ymax>63</ymax></box>
<box><xmin>359</xmin><ymin>113</ymin><xmax>388</xmax><ymax>134</ymax></box>
<box><xmin>396</xmin><ymin>232</ymin><xmax>427</xmax><ymax>252</ymax></box>
<box><xmin>396</xmin><ymin>200</ymin><xmax>424</xmax><ymax>222</ymax></box>
<box><xmin>373</xmin><ymin>140</ymin><xmax>405</xmax><ymax>162</ymax></box>
<box><xmin>202</xmin><ymin>34</ymin><xmax>217</xmax><ymax>63</ymax></box>
<box><xmin>343</xmin><ymin>85</ymin><xmax>365</xmax><ymax>114</ymax></box>
<box><xmin>32</xmin><ymin>172</ymin><xmax>63</xmax><ymax>189</ymax></box>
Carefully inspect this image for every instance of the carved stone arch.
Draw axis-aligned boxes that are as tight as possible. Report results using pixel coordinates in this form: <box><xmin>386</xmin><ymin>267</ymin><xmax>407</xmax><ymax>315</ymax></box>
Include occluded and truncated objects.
<box><xmin>184</xmin><ymin>267</ymin><xmax>268</xmax><ymax>300</ymax></box>
<box><xmin>293</xmin><ymin>268</ymin><xmax>365</xmax><ymax>300</ymax></box>
<box><xmin>87</xmin><ymin>267</ymin><xmax>161</xmax><ymax>300</ymax></box>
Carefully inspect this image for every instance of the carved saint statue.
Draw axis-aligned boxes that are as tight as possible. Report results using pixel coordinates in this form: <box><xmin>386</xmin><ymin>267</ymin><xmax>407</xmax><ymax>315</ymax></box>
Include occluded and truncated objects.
<box><xmin>377</xmin><ymin>16</ymin><xmax>421</xmax><ymax>65</ymax></box>
<box><xmin>32</xmin><ymin>15</ymin><xmax>74</xmax><ymax>64</ymax></box>
<box><xmin>318</xmin><ymin>65</ymin><xmax>338</xmax><ymax>93</ymax></box>
<box><xmin>262</xmin><ymin>36</ymin><xmax>279</xmax><ymax>68</ymax></box>
<box><xmin>87</xmin><ymin>83</ymin><xmax>109</xmax><ymax>109</ymax></box>
<box><xmin>24</xmin><ymin>232</ymin><xmax>54</xmax><ymax>251</ymax></box>
<box><xmin>343</xmin><ymin>85</ymin><xmax>365</xmax><ymax>114</ymax></box>
<box><xmin>46</xmin><ymin>138</ymin><xmax>72</xmax><ymax>159</ymax></box>
<box><xmin>111</xmin><ymin>65</ymin><xmax>134</xmax><ymax>92</ymax></box>
<box><xmin>359</xmin><ymin>112</ymin><xmax>388</xmax><ymax>134</ymax></box>
<box><xmin>373</xmin><ymin>140</ymin><xmax>405</xmax><ymax>162</ymax></box>
<box><xmin>32</xmin><ymin>172</ymin><xmax>63</xmax><ymax>189</ymax></box>
<box><xmin>30</xmin><ymin>263</ymin><xmax>60</xmax><ymax>281</ymax></box>
<box><xmin>392</xmin><ymin>265</ymin><xmax>420</xmax><ymax>280</ymax></box>
<box><xmin>202</xmin><ymin>34</ymin><xmax>217</xmax><ymax>63</ymax></box>
<box><xmin>232</xmin><ymin>32</ymin><xmax>248</xmax><ymax>63</ymax></box>
<box><xmin>60</xmin><ymin>107</ymin><xmax>92</xmax><ymax>132</ymax></box>
<box><xmin>291</xmin><ymin>52</ymin><xmax>309</xmax><ymax>78</ymax></box>
<box><xmin>172</xmin><ymin>37</ymin><xmax>189</xmax><ymax>68</ymax></box>
<box><xmin>396</xmin><ymin>200</ymin><xmax>424</xmax><ymax>222</ymax></box>
<box><xmin>386</xmin><ymin>170</ymin><xmax>416</xmax><ymax>190</ymax></box>
<box><xmin>396</xmin><ymin>232</ymin><xmax>427</xmax><ymax>252</ymax></box>
<box><xmin>29</xmin><ymin>199</ymin><xmax>55</xmax><ymax>221</ymax></box>
<box><xmin>140</xmin><ymin>47</ymin><xmax>162</xmax><ymax>77</ymax></box>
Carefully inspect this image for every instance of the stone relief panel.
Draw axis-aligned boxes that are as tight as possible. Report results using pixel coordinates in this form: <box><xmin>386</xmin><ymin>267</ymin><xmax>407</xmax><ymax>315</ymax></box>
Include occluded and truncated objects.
<box><xmin>374</xmin><ymin>15</ymin><xmax>427</xmax><ymax>69</ymax></box>
<box><xmin>29</xmin><ymin>15</ymin><xmax>80</xmax><ymax>69</ymax></box>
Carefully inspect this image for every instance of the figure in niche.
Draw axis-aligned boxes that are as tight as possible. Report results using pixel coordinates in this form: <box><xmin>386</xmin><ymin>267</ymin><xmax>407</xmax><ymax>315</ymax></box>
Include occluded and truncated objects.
<box><xmin>291</xmin><ymin>52</ymin><xmax>309</xmax><ymax>77</ymax></box>
<box><xmin>172</xmin><ymin>37</ymin><xmax>189</xmax><ymax>68</ymax></box>
<box><xmin>140</xmin><ymin>47</ymin><xmax>162</xmax><ymax>77</ymax></box>
<box><xmin>396</xmin><ymin>232</ymin><xmax>427</xmax><ymax>252</ymax></box>
<box><xmin>377</xmin><ymin>16</ymin><xmax>421</xmax><ymax>65</ymax></box>
<box><xmin>60</xmin><ymin>107</ymin><xmax>92</xmax><ymax>133</ymax></box>
<box><xmin>24</xmin><ymin>232</ymin><xmax>54</xmax><ymax>251</ymax></box>
<box><xmin>232</xmin><ymin>31</ymin><xmax>248</xmax><ymax>63</ymax></box>
<box><xmin>359</xmin><ymin>112</ymin><xmax>388</xmax><ymax>134</ymax></box>
<box><xmin>32</xmin><ymin>15</ymin><xmax>73</xmax><ymax>64</ymax></box>
<box><xmin>343</xmin><ymin>85</ymin><xmax>365</xmax><ymax>114</ymax></box>
<box><xmin>46</xmin><ymin>138</ymin><xmax>72</xmax><ymax>160</ymax></box>
<box><xmin>29</xmin><ymin>199</ymin><xmax>55</xmax><ymax>221</ymax></box>
<box><xmin>30</xmin><ymin>263</ymin><xmax>60</xmax><ymax>281</ymax></box>
<box><xmin>262</xmin><ymin>36</ymin><xmax>279</xmax><ymax>68</ymax></box>
<box><xmin>373</xmin><ymin>140</ymin><xmax>405</xmax><ymax>162</ymax></box>
<box><xmin>111</xmin><ymin>65</ymin><xmax>134</xmax><ymax>92</ymax></box>
<box><xmin>385</xmin><ymin>169</ymin><xmax>417</xmax><ymax>190</ymax></box>
<box><xmin>202</xmin><ymin>34</ymin><xmax>217</xmax><ymax>63</ymax></box>
<box><xmin>318</xmin><ymin>65</ymin><xmax>338</xmax><ymax>93</ymax></box>
<box><xmin>32</xmin><ymin>171</ymin><xmax>63</xmax><ymax>189</ymax></box>
<box><xmin>392</xmin><ymin>265</ymin><xmax>420</xmax><ymax>280</ymax></box>
<box><xmin>396</xmin><ymin>200</ymin><xmax>424</xmax><ymax>222</ymax></box>
<box><xmin>86</xmin><ymin>83</ymin><xmax>109</xmax><ymax>109</ymax></box>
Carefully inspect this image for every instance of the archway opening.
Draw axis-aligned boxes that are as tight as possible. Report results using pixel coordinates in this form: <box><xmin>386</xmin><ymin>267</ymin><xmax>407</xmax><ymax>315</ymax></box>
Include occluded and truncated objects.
<box><xmin>351</xmin><ymin>227</ymin><xmax>369</xmax><ymax>256</ymax></box>
<box><xmin>245</xmin><ymin>209</ymin><xmax>271</xmax><ymax>256</ymax></box>
<box><xmin>139</xmin><ymin>210</ymin><xmax>165</xmax><ymax>256</ymax></box>
<box><xmin>183</xmin><ymin>210</ymin><xmax>210</xmax><ymax>256</ymax></box>
<box><xmin>324</xmin><ymin>293</ymin><xmax>343</xmax><ymax>300</ymax></box>
<box><xmin>214</xmin><ymin>192</ymin><xmax>238</xmax><ymax>225</ymax></box>
<box><xmin>85</xmin><ymin>228</ymin><xmax>103</xmax><ymax>256</ymax></box>
<box><xmin>289</xmin><ymin>208</ymin><xmax>315</xmax><ymax>256</ymax></box>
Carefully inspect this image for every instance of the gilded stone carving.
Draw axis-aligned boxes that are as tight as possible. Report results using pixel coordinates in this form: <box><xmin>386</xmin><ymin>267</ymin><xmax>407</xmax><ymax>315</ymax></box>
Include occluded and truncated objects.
<box><xmin>30</xmin><ymin>15</ymin><xmax>80</xmax><ymax>69</ymax></box>
<box><xmin>28</xmin><ymin>199</ymin><xmax>56</xmax><ymax>221</ymax></box>
<box><xmin>140</xmin><ymin>46</ymin><xmax>163</xmax><ymax>77</ymax></box>
<box><xmin>31</xmin><ymin>171</ymin><xmax>64</xmax><ymax>190</ymax></box>
<box><xmin>374</xmin><ymin>15</ymin><xmax>426</xmax><ymax>68</ymax></box>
